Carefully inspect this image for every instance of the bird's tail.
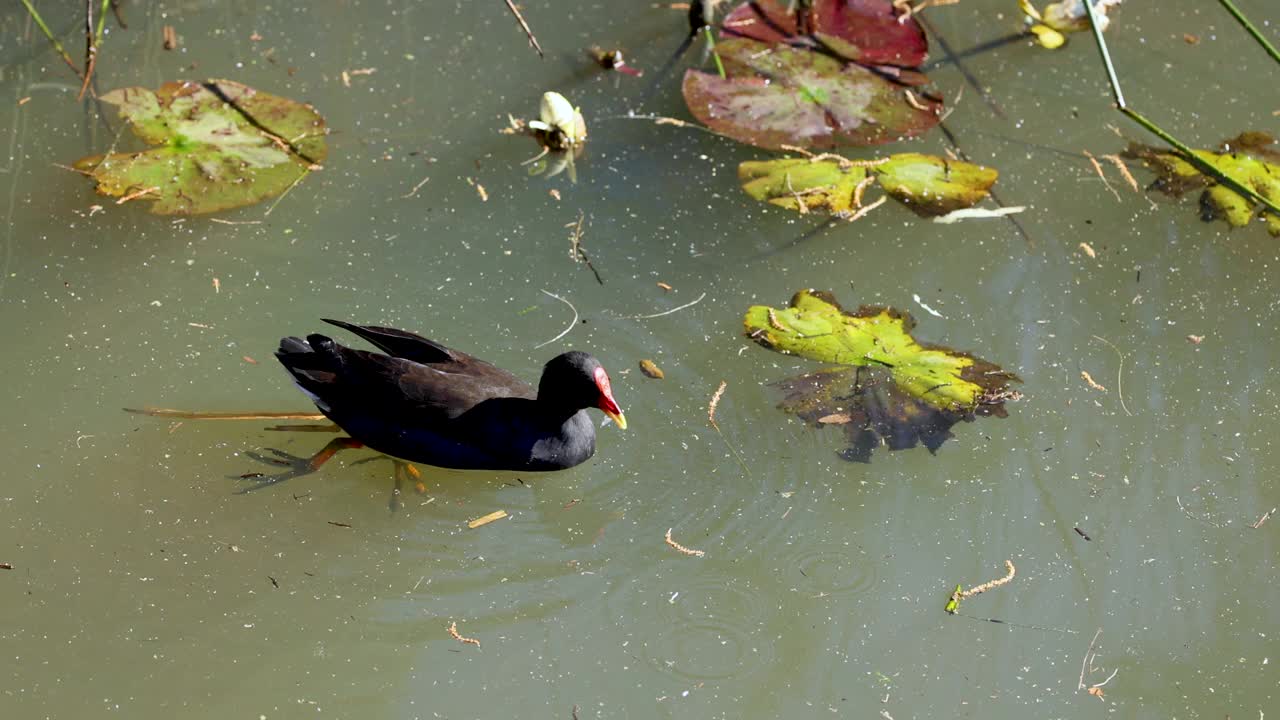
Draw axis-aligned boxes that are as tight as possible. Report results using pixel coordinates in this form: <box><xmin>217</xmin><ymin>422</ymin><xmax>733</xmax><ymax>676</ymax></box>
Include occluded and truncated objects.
<box><xmin>275</xmin><ymin>334</ymin><xmax>343</xmax><ymax>409</ymax></box>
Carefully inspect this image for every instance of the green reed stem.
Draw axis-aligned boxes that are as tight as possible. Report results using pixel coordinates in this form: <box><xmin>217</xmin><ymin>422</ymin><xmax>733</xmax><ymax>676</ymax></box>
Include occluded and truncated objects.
<box><xmin>18</xmin><ymin>0</ymin><xmax>83</xmax><ymax>76</ymax></box>
<box><xmin>1216</xmin><ymin>0</ymin><xmax>1280</xmax><ymax>66</ymax></box>
<box><xmin>1082</xmin><ymin>0</ymin><xmax>1280</xmax><ymax>218</ymax></box>
<box><xmin>704</xmin><ymin>25</ymin><xmax>726</xmax><ymax>79</ymax></box>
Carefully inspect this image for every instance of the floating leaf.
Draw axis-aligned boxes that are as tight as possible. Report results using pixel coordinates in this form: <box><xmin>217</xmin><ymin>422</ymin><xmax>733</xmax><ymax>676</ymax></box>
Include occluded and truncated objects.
<box><xmin>721</xmin><ymin>0</ymin><xmax>928</xmax><ymax>67</ymax></box>
<box><xmin>683</xmin><ymin>0</ymin><xmax>941</xmax><ymax>150</ymax></box>
<box><xmin>744</xmin><ymin>290</ymin><xmax>1020</xmax><ymax>461</ymax></box>
<box><xmin>639</xmin><ymin>359</ymin><xmax>665</xmax><ymax>379</ymax></box>
<box><xmin>739</xmin><ymin>153</ymin><xmax>998</xmax><ymax>217</ymax></box>
<box><xmin>74</xmin><ymin>80</ymin><xmax>327</xmax><ymax>214</ymax></box>
<box><xmin>1123</xmin><ymin>132</ymin><xmax>1280</xmax><ymax>236</ymax></box>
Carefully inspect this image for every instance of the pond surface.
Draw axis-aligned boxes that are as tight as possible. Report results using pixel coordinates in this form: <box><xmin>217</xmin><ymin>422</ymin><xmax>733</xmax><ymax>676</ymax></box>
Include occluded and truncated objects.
<box><xmin>2</xmin><ymin>0</ymin><xmax>1277</xmax><ymax>718</ymax></box>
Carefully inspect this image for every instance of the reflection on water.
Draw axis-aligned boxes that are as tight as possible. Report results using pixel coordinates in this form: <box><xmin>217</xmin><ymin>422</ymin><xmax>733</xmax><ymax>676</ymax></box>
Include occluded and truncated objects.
<box><xmin>1</xmin><ymin>0</ymin><xmax>1277</xmax><ymax>718</ymax></box>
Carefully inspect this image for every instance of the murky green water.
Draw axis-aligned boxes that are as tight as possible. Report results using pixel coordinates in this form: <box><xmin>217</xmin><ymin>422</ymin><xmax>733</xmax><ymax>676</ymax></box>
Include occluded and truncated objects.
<box><xmin>2</xmin><ymin>0</ymin><xmax>1277</xmax><ymax>717</ymax></box>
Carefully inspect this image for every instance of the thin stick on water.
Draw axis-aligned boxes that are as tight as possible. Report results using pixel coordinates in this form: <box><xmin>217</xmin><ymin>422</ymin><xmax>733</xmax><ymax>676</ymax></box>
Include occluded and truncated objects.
<box><xmin>707</xmin><ymin>381</ymin><xmax>753</xmax><ymax>478</ymax></box>
<box><xmin>1082</xmin><ymin>0</ymin><xmax>1280</xmax><ymax>218</ymax></box>
<box><xmin>502</xmin><ymin>0</ymin><xmax>544</xmax><ymax>58</ymax></box>
<box><xmin>1216</xmin><ymin>0</ymin><xmax>1280</xmax><ymax>66</ymax></box>
<box><xmin>78</xmin><ymin>0</ymin><xmax>112</xmax><ymax>100</ymax></box>
<box><xmin>534</xmin><ymin>289</ymin><xmax>578</xmax><ymax>349</ymax></box>
<box><xmin>1090</xmin><ymin>334</ymin><xmax>1132</xmax><ymax>416</ymax></box>
<box><xmin>625</xmin><ymin>291</ymin><xmax>707</xmax><ymax>320</ymax></box>
<box><xmin>124</xmin><ymin>407</ymin><xmax>327</xmax><ymax>421</ymax></box>
<box><xmin>1078</xmin><ymin>628</ymin><xmax>1102</xmax><ymax>690</ymax></box>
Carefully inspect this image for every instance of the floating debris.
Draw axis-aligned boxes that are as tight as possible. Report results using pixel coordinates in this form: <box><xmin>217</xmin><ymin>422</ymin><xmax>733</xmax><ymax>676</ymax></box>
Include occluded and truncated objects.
<box><xmin>665</xmin><ymin>528</ymin><xmax>706</xmax><ymax>557</ymax></box>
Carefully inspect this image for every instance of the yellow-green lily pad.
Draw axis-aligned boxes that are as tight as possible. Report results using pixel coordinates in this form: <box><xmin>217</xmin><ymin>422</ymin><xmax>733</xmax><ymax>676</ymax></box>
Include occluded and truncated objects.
<box><xmin>1123</xmin><ymin>133</ymin><xmax>1280</xmax><ymax>236</ymax></box>
<box><xmin>739</xmin><ymin>153</ymin><xmax>998</xmax><ymax>218</ymax></box>
<box><xmin>745</xmin><ymin>290</ymin><xmax>1021</xmax><ymax>461</ymax></box>
<box><xmin>74</xmin><ymin>80</ymin><xmax>327</xmax><ymax>214</ymax></box>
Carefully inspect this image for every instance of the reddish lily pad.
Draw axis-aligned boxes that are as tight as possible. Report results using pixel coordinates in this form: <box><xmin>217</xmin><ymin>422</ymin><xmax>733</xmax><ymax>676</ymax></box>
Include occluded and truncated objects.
<box><xmin>682</xmin><ymin>38</ymin><xmax>941</xmax><ymax>150</ymax></box>
<box><xmin>721</xmin><ymin>0</ymin><xmax>927</xmax><ymax>67</ymax></box>
<box><xmin>74</xmin><ymin>80</ymin><xmax>327</xmax><ymax>214</ymax></box>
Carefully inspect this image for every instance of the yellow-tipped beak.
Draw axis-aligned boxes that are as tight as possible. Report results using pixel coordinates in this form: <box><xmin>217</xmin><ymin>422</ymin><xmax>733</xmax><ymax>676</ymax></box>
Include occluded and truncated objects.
<box><xmin>605</xmin><ymin>410</ymin><xmax>627</xmax><ymax>430</ymax></box>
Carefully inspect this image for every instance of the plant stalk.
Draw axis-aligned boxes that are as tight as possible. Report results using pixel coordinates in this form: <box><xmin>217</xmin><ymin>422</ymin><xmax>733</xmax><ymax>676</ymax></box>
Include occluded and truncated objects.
<box><xmin>1082</xmin><ymin>0</ymin><xmax>1280</xmax><ymax>219</ymax></box>
<box><xmin>19</xmin><ymin>0</ymin><xmax>83</xmax><ymax>77</ymax></box>
<box><xmin>1216</xmin><ymin>0</ymin><xmax>1280</xmax><ymax>66</ymax></box>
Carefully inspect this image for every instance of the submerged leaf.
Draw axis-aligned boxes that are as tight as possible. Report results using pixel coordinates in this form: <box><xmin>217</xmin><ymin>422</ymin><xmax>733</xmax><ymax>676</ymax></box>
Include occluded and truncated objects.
<box><xmin>1123</xmin><ymin>133</ymin><xmax>1280</xmax><ymax>236</ymax></box>
<box><xmin>739</xmin><ymin>153</ymin><xmax>998</xmax><ymax>217</ymax></box>
<box><xmin>74</xmin><ymin>80</ymin><xmax>327</xmax><ymax>214</ymax></box>
<box><xmin>744</xmin><ymin>290</ymin><xmax>1020</xmax><ymax>461</ymax></box>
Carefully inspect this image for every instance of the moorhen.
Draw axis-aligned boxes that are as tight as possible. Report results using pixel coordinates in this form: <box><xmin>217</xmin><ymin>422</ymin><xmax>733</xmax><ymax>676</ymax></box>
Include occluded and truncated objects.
<box><xmin>273</xmin><ymin>320</ymin><xmax>626</xmax><ymax>472</ymax></box>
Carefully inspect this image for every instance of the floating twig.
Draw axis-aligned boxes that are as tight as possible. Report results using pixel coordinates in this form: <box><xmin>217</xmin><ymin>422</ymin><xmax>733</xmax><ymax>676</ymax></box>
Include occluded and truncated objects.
<box><xmin>534</xmin><ymin>290</ymin><xmax>578</xmax><ymax>349</ymax></box>
<box><xmin>1076</xmin><ymin>627</ymin><xmax>1119</xmax><ymax>697</ymax></box>
<box><xmin>448</xmin><ymin>621</ymin><xmax>481</xmax><ymax>646</ymax></box>
<box><xmin>567</xmin><ymin>211</ymin><xmax>603</xmax><ymax>285</ymax></box>
<box><xmin>664</xmin><ymin>528</ymin><xmax>705</xmax><ymax>557</ymax></box>
<box><xmin>1082</xmin><ymin>149</ymin><xmax>1121</xmax><ymax>202</ymax></box>
<box><xmin>125</xmin><ymin>407</ymin><xmax>327</xmax><ymax>421</ymax></box>
<box><xmin>502</xmin><ymin>0</ymin><xmax>544</xmax><ymax>58</ymax></box>
<box><xmin>1101</xmin><ymin>154</ymin><xmax>1140</xmax><ymax>192</ymax></box>
<box><xmin>706</xmin><ymin>380</ymin><xmax>752</xmax><ymax>478</ymax></box>
<box><xmin>623</xmin><ymin>291</ymin><xmax>707</xmax><ymax>320</ymax></box>
<box><xmin>401</xmin><ymin>175</ymin><xmax>430</xmax><ymax>199</ymax></box>
<box><xmin>1090</xmin><ymin>335</ymin><xmax>1131</xmax><ymax>416</ymax></box>
<box><xmin>467</xmin><ymin>510</ymin><xmax>509</xmax><ymax>529</ymax></box>
<box><xmin>78</xmin><ymin>0</ymin><xmax>114</xmax><ymax>100</ymax></box>
<box><xmin>1077</xmin><ymin>628</ymin><xmax>1102</xmax><ymax>690</ymax></box>
<box><xmin>115</xmin><ymin>186</ymin><xmax>160</xmax><ymax>204</ymax></box>
<box><xmin>1177</xmin><ymin>495</ymin><xmax>1225</xmax><ymax>528</ymax></box>
<box><xmin>839</xmin><ymin>195</ymin><xmax>888</xmax><ymax>222</ymax></box>
<box><xmin>1251</xmin><ymin>507</ymin><xmax>1275</xmax><ymax>529</ymax></box>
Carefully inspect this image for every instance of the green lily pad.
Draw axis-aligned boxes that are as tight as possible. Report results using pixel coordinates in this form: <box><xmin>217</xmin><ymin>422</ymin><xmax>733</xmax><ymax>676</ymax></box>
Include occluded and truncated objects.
<box><xmin>74</xmin><ymin>80</ymin><xmax>327</xmax><ymax>214</ymax></box>
<box><xmin>1123</xmin><ymin>133</ymin><xmax>1280</xmax><ymax>236</ymax></box>
<box><xmin>739</xmin><ymin>152</ymin><xmax>998</xmax><ymax>217</ymax></box>
<box><xmin>744</xmin><ymin>290</ymin><xmax>1020</xmax><ymax>461</ymax></box>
